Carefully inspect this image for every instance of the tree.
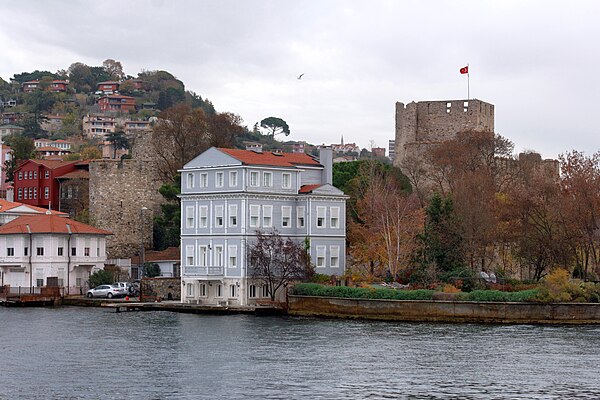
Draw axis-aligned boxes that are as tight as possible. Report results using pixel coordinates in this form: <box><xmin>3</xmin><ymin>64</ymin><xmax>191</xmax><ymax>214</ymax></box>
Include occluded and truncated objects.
<box><xmin>3</xmin><ymin>134</ymin><xmax>35</xmax><ymax>182</ymax></box>
<box><xmin>89</xmin><ymin>269</ymin><xmax>114</xmax><ymax>288</ymax></box>
<box><xmin>144</xmin><ymin>263</ymin><xmax>161</xmax><ymax>278</ymax></box>
<box><xmin>151</xmin><ymin>104</ymin><xmax>241</xmax><ymax>181</ymax></box>
<box><xmin>347</xmin><ymin>161</ymin><xmax>423</xmax><ymax>281</ymax></box>
<box><xmin>248</xmin><ymin>230</ymin><xmax>312</xmax><ymax>301</ymax></box>
<box><xmin>260</xmin><ymin>117</ymin><xmax>290</xmax><ymax>138</ymax></box>
<box><xmin>80</xmin><ymin>146</ymin><xmax>102</xmax><ymax>160</ymax></box>
<box><xmin>105</xmin><ymin>130</ymin><xmax>129</xmax><ymax>159</ymax></box>
<box><xmin>102</xmin><ymin>59</ymin><xmax>125</xmax><ymax>80</ymax></box>
<box><xmin>153</xmin><ymin>175</ymin><xmax>181</xmax><ymax>250</ymax></box>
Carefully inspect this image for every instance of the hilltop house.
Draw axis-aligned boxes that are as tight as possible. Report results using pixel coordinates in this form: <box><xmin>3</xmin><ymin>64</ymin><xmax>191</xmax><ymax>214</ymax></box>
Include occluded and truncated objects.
<box><xmin>180</xmin><ymin>147</ymin><xmax>347</xmax><ymax>306</ymax></box>
<box><xmin>0</xmin><ymin>214</ymin><xmax>111</xmax><ymax>295</ymax></box>
<box><xmin>97</xmin><ymin>94</ymin><xmax>136</xmax><ymax>113</ymax></box>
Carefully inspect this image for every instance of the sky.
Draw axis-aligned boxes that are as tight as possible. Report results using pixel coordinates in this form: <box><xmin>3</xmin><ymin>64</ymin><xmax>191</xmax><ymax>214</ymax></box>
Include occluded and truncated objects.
<box><xmin>1</xmin><ymin>0</ymin><xmax>599</xmax><ymax>159</ymax></box>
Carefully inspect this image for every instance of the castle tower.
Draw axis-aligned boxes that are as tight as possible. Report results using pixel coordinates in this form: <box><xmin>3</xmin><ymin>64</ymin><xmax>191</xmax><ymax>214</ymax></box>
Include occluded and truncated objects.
<box><xmin>393</xmin><ymin>99</ymin><xmax>494</xmax><ymax>168</ymax></box>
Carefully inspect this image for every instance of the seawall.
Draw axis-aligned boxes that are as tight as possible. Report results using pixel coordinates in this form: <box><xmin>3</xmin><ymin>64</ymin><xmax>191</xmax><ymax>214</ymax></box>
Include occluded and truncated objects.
<box><xmin>288</xmin><ymin>295</ymin><xmax>600</xmax><ymax>324</ymax></box>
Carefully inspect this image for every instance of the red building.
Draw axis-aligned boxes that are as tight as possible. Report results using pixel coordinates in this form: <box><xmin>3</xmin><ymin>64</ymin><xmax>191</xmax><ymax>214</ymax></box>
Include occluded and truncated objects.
<box><xmin>22</xmin><ymin>81</ymin><xmax>39</xmax><ymax>93</ymax></box>
<box><xmin>372</xmin><ymin>147</ymin><xmax>386</xmax><ymax>158</ymax></box>
<box><xmin>97</xmin><ymin>94</ymin><xmax>136</xmax><ymax>113</ymax></box>
<box><xmin>22</xmin><ymin>80</ymin><xmax>68</xmax><ymax>93</ymax></box>
<box><xmin>13</xmin><ymin>160</ymin><xmax>88</xmax><ymax>210</ymax></box>
<box><xmin>96</xmin><ymin>81</ymin><xmax>120</xmax><ymax>94</ymax></box>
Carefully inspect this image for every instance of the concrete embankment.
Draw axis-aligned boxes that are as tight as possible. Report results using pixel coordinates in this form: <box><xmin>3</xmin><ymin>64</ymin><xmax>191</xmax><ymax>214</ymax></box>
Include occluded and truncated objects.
<box><xmin>288</xmin><ymin>295</ymin><xmax>600</xmax><ymax>324</ymax></box>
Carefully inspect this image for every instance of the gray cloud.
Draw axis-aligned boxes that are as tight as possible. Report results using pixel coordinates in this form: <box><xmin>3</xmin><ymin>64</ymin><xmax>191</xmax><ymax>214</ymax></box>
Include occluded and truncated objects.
<box><xmin>1</xmin><ymin>0</ymin><xmax>599</xmax><ymax>158</ymax></box>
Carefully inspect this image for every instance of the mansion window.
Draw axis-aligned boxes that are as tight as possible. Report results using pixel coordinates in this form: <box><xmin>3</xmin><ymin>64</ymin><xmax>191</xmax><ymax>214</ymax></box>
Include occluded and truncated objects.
<box><xmin>186</xmin><ymin>284</ymin><xmax>194</xmax><ymax>297</ymax></box>
<box><xmin>199</xmin><ymin>206</ymin><xmax>208</xmax><ymax>228</ymax></box>
<box><xmin>36</xmin><ymin>247</ymin><xmax>44</xmax><ymax>256</ymax></box>
<box><xmin>24</xmin><ymin>247</ymin><xmax>29</xmax><ymax>256</ymax></box>
<box><xmin>45</xmin><ymin>186</ymin><xmax>50</xmax><ymax>199</ymax></box>
<box><xmin>215</xmin><ymin>206</ymin><xmax>224</xmax><ymax>227</ymax></box>
<box><xmin>200</xmin><ymin>173</ymin><xmax>208</xmax><ymax>188</ymax></box>
<box><xmin>228</xmin><ymin>245</ymin><xmax>237</xmax><ymax>268</ymax></box>
<box><xmin>330</xmin><ymin>207</ymin><xmax>340</xmax><ymax>229</ymax></box>
<box><xmin>250</xmin><ymin>205</ymin><xmax>260</xmax><ymax>227</ymax></box>
<box><xmin>229</xmin><ymin>204</ymin><xmax>238</xmax><ymax>227</ymax></box>
<box><xmin>262</xmin><ymin>205</ymin><xmax>273</xmax><ymax>227</ymax></box>
<box><xmin>186</xmin><ymin>245</ymin><xmax>194</xmax><ymax>266</ymax></box>
<box><xmin>71</xmin><ymin>247</ymin><xmax>77</xmax><ymax>256</ymax></box>
<box><xmin>316</xmin><ymin>207</ymin><xmax>326</xmax><ymax>228</ymax></box>
<box><xmin>261</xmin><ymin>284</ymin><xmax>269</xmax><ymax>298</ymax></box>
<box><xmin>316</xmin><ymin>246</ymin><xmax>326</xmax><ymax>268</ymax></box>
<box><xmin>229</xmin><ymin>284</ymin><xmax>236</xmax><ymax>298</ymax></box>
<box><xmin>216</xmin><ymin>284</ymin><xmax>222</xmax><ymax>298</ymax></box>
<box><xmin>186</xmin><ymin>206</ymin><xmax>195</xmax><ymax>229</ymax></box>
<box><xmin>249</xmin><ymin>284</ymin><xmax>257</xmax><ymax>298</ymax></box>
<box><xmin>186</xmin><ymin>173</ymin><xmax>195</xmax><ymax>189</ymax></box>
<box><xmin>263</xmin><ymin>172</ymin><xmax>272</xmax><ymax>187</ymax></box>
<box><xmin>249</xmin><ymin>171</ymin><xmax>259</xmax><ymax>187</ymax></box>
<box><xmin>229</xmin><ymin>171</ymin><xmax>238</xmax><ymax>187</ymax></box>
<box><xmin>214</xmin><ymin>246</ymin><xmax>223</xmax><ymax>267</ymax></box>
<box><xmin>330</xmin><ymin>246</ymin><xmax>340</xmax><ymax>268</ymax></box>
<box><xmin>282</xmin><ymin>206</ymin><xmax>291</xmax><ymax>228</ymax></box>
<box><xmin>7</xmin><ymin>247</ymin><xmax>14</xmax><ymax>257</ymax></box>
<box><xmin>200</xmin><ymin>283</ymin><xmax>207</xmax><ymax>297</ymax></box>
<box><xmin>84</xmin><ymin>247</ymin><xmax>90</xmax><ymax>257</ymax></box>
<box><xmin>216</xmin><ymin>172</ymin><xmax>224</xmax><ymax>188</ymax></box>
<box><xmin>45</xmin><ymin>171</ymin><xmax>50</xmax><ymax>179</ymax></box>
<box><xmin>58</xmin><ymin>247</ymin><xmax>63</xmax><ymax>256</ymax></box>
<box><xmin>297</xmin><ymin>206</ymin><xmax>305</xmax><ymax>228</ymax></box>
<box><xmin>198</xmin><ymin>246</ymin><xmax>208</xmax><ymax>266</ymax></box>
<box><xmin>282</xmin><ymin>173</ymin><xmax>291</xmax><ymax>189</ymax></box>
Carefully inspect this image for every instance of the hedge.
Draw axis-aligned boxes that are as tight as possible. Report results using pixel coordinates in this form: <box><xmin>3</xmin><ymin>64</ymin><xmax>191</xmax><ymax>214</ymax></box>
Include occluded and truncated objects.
<box><xmin>292</xmin><ymin>284</ymin><xmax>540</xmax><ymax>303</ymax></box>
<box><xmin>293</xmin><ymin>283</ymin><xmax>435</xmax><ymax>300</ymax></box>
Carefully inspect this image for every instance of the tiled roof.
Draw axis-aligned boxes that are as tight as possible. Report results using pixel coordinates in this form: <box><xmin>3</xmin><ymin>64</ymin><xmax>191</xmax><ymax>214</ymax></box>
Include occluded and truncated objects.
<box><xmin>18</xmin><ymin>159</ymin><xmax>78</xmax><ymax>169</ymax></box>
<box><xmin>0</xmin><ymin>214</ymin><xmax>111</xmax><ymax>235</ymax></box>
<box><xmin>36</xmin><ymin>146</ymin><xmax>68</xmax><ymax>152</ymax></box>
<box><xmin>57</xmin><ymin>170</ymin><xmax>89</xmax><ymax>180</ymax></box>
<box><xmin>219</xmin><ymin>148</ymin><xmax>321</xmax><ymax>167</ymax></box>
<box><xmin>131</xmin><ymin>246</ymin><xmax>180</xmax><ymax>264</ymax></box>
<box><xmin>0</xmin><ymin>199</ymin><xmax>67</xmax><ymax>216</ymax></box>
<box><xmin>299</xmin><ymin>184</ymin><xmax>322</xmax><ymax>193</ymax></box>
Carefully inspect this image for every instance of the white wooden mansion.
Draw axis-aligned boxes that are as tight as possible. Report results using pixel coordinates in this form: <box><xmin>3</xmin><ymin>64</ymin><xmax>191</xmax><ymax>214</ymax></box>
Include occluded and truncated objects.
<box><xmin>180</xmin><ymin>147</ymin><xmax>347</xmax><ymax>306</ymax></box>
<box><xmin>0</xmin><ymin>214</ymin><xmax>112</xmax><ymax>295</ymax></box>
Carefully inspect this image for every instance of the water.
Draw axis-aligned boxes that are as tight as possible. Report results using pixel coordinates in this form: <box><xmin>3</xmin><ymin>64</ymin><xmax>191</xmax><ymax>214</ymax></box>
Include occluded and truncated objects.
<box><xmin>1</xmin><ymin>307</ymin><xmax>599</xmax><ymax>399</ymax></box>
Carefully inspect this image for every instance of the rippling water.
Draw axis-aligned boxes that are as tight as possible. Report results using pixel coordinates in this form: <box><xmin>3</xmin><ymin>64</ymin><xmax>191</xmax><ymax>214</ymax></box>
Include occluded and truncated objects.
<box><xmin>1</xmin><ymin>307</ymin><xmax>599</xmax><ymax>399</ymax></box>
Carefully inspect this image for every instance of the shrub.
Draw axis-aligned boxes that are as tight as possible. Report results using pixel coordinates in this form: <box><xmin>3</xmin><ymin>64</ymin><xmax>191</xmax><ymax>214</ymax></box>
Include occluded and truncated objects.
<box><xmin>456</xmin><ymin>289</ymin><xmax>539</xmax><ymax>302</ymax></box>
<box><xmin>534</xmin><ymin>268</ymin><xmax>600</xmax><ymax>303</ymax></box>
<box><xmin>292</xmin><ymin>283</ymin><xmax>435</xmax><ymax>301</ymax></box>
<box><xmin>88</xmin><ymin>269</ymin><xmax>113</xmax><ymax>288</ymax></box>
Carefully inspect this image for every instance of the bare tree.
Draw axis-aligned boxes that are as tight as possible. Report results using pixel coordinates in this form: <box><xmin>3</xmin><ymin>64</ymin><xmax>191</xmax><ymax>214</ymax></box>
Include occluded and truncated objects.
<box><xmin>248</xmin><ymin>230</ymin><xmax>312</xmax><ymax>301</ymax></box>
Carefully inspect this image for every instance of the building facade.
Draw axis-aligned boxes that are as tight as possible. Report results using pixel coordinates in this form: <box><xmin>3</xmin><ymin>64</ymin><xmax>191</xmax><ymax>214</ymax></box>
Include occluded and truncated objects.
<box><xmin>97</xmin><ymin>94</ymin><xmax>136</xmax><ymax>113</ymax></box>
<box><xmin>180</xmin><ymin>147</ymin><xmax>347</xmax><ymax>306</ymax></box>
<box><xmin>0</xmin><ymin>214</ymin><xmax>111</xmax><ymax>295</ymax></box>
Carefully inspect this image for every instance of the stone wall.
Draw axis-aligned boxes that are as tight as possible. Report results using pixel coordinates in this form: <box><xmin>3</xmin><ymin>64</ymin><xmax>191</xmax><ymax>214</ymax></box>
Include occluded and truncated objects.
<box><xmin>89</xmin><ymin>131</ymin><xmax>165</xmax><ymax>259</ymax></box>
<box><xmin>141</xmin><ymin>277</ymin><xmax>181</xmax><ymax>301</ymax></box>
<box><xmin>394</xmin><ymin>99</ymin><xmax>494</xmax><ymax>168</ymax></box>
<box><xmin>288</xmin><ymin>295</ymin><xmax>600</xmax><ymax>324</ymax></box>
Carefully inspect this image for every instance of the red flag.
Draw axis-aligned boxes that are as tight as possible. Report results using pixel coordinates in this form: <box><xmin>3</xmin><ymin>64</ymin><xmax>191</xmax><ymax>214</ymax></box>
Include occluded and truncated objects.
<box><xmin>460</xmin><ymin>66</ymin><xmax>469</xmax><ymax>74</ymax></box>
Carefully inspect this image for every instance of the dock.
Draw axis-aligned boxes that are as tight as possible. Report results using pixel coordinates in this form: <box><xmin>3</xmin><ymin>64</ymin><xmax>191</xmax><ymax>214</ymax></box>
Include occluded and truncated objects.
<box><xmin>99</xmin><ymin>301</ymin><xmax>285</xmax><ymax>316</ymax></box>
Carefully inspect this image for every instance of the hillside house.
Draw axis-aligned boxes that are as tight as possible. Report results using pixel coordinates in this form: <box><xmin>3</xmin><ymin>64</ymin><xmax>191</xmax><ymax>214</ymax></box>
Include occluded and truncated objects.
<box><xmin>96</xmin><ymin>81</ymin><xmax>120</xmax><ymax>94</ymax></box>
<box><xmin>180</xmin><ymin>147</ymin><xmax>347</xmax><ymax>306</ymax></box>
<box><xmin>82</xmin><ymin>115</ymin><xmax>116</xmax><ymax>138</ymax></box>
<box><xmin>97</xmin><ymin>94</ymin><xmax>136</xmax><ymax>113</ymax></box>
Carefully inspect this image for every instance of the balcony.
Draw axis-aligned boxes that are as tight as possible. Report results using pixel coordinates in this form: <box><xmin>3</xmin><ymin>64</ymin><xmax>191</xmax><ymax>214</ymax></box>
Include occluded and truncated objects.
<box><xmin>182</xmin><ymin>266</ymin><xmax>224</xmax><ymax>278</ymax></box>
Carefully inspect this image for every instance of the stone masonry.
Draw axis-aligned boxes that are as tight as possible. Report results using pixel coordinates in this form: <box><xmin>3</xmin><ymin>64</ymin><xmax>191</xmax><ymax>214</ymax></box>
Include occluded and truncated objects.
<box><xmin>394</xmin><ymin>99</ymin><xmax>494</xmax><ymax>168</ymax></box>
<box><xmin>89</xmin><ymin>131</ymin><xmax>165</xmax><ymax>259</ymax></box>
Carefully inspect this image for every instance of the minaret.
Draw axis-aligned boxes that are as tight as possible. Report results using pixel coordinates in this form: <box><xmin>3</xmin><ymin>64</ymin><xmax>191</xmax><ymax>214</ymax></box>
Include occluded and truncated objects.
<box><xmin>341</xmin><ymin>135</ymin><xmax>344</xmax><ymax>146</ymax></box>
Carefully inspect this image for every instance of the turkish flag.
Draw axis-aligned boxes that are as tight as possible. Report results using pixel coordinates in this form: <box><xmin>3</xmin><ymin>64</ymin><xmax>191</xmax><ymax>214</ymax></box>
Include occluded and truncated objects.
<box><xmin>460</xmin><ymin>66</ymin><xmax>469</xmax><ymax>74</ymax></box>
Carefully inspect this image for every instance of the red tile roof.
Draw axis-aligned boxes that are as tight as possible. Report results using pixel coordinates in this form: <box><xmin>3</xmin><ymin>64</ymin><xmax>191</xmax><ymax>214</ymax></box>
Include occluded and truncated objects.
<box><xmin>0</xmin><ymin>214</ymin><xmax>111</xmax><ymax>235</ymax></box>
<box><xmin>219</xmin><ymin>148</ymin><xmax>321</xmax><ymax>167</ymax></box>
<box><xmin>131</xmin><ymin>246</ymin><xmax>180</xmax><ymax>264</ymax></box>
<box><xmin>299</xmin><ymin>184</ymin><xmax>322</xmax><ymax>193</ymax></box>
<box><xmin>0</xmin><ymin>199</ymin><xmax>67</xmax><ymax>216</ymax></box>
<box><xmin>57</xmin><ymin>170</ymin><xmax>89</xmax><ymax>180</ymax></box>
<box><xmin>18</xmin><ymin>159</ymin><xmax>78</xmax><ymax>169</ymax></box>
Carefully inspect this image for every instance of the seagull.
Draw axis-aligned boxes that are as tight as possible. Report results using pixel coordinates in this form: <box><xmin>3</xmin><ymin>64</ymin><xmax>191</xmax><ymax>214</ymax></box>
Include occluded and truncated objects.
<box><xmin>297</xmin><ymin>73</ymin><xmax>304</xmax><ymax>80</ymax></box>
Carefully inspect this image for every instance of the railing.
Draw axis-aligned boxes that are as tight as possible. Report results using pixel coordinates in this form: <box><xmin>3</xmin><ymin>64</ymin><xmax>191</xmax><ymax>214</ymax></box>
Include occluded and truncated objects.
<box><xmin>182</xmin><ymin>266</ymin><xmax>224</xmax><ymax>277</ymax></box>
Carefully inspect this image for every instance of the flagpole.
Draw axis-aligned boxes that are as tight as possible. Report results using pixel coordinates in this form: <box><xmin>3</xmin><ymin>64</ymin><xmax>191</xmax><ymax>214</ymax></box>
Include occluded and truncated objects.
<box><xmin>467</xmin><ymin>63</ymin><xmax>470</xmax><ymax>100</ymax></box>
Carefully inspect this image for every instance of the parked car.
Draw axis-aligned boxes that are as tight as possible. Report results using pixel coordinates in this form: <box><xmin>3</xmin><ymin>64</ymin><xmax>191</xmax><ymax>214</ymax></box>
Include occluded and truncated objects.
<box><xmin>86</xmin><ymin>285</ymin><xmax>123</xmax><ymax>299</ymax></box>
<box><xmin>113</xmin><ymin>282</ymin><xmax>133</xmax><ymax>296</ymax></box>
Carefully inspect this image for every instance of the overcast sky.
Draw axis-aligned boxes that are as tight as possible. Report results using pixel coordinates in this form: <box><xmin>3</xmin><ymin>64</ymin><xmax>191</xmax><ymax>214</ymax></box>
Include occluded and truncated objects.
<box><xmin>1</xmin><ymin>0</ymin><xmax>599</xmax><ymax>158</ymax></box>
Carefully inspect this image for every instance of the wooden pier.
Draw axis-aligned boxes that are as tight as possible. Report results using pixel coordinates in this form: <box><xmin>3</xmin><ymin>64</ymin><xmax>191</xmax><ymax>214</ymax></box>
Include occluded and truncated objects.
<box><xmin>100</xmin><ymin>301</ymin><xmax>285</xmax><ymax>316</ymax></box>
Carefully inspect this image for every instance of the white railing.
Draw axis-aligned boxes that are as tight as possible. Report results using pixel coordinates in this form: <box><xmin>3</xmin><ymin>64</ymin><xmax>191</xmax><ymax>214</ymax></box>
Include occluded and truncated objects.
<box><xmin>182</xmin><ymin>266</ymin><xmax>224</xmax><ymax>277</ymax></box>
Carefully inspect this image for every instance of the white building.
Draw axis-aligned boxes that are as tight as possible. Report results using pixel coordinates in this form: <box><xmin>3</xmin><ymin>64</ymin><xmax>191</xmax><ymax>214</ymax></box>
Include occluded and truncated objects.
<box><xmin>0</xmin><ymin>199</ymin><xmax>67</xmax><ymax>226</ymax></box>
<box><xmin>180</xmin><ymin>147</ymin><xmax>347</xmax><ymax>306</ymax></box>
<box><xmin>0</xmin><ymin>214</ymin><xmax>112</xmax><ymax>295</ymax></box>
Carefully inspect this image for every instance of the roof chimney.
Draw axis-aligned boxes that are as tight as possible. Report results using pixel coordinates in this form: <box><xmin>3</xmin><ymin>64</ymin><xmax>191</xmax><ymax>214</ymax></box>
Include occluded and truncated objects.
<box><xmin>318</xmin><ymin>147</ymin><xmax>333</xmax><ymax>185</ymax></box>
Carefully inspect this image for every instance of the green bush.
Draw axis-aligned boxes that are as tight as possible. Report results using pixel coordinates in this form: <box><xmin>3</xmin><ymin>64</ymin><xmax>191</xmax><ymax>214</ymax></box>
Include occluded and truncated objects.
<box><xmin>88</xmin><ymin>269</ymin><xmax>114</xmax><ymax>288</ymax></box>
<box><xmin>293</xmin><ymin>283</ymin><xmax>434</xmax><ymax>300</ymax></box>
<box><xmin>456</xmin><ymin>289</ymin><xmax>539</xmax><ymax>302</ymax></box>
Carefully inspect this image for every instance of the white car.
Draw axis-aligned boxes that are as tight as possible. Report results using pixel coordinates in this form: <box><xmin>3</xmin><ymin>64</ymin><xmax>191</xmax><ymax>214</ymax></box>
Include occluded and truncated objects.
<box><xmin>113</xmin><ymin>282</ymin><xmax>133</xmax><ymax>296</ymax></box>
<box><xmin>86</xmin><ymin>285</ymin><xmax>122</xmax><ymax>299</ymax></box>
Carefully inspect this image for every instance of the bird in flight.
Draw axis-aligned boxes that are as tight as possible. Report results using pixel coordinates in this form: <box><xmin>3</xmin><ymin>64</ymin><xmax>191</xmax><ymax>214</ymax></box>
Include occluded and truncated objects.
<box><xmin>297</xmin><ymin>73</ymin><xmax>304</xmax><ymax>80</ymax></box>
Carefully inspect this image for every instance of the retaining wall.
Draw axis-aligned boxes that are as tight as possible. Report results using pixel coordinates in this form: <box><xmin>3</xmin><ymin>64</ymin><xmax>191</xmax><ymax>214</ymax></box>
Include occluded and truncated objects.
<box><xmin>288</xmin><ymin>295</ymin><xmax>600</xmax><ymax>324</ymax></box>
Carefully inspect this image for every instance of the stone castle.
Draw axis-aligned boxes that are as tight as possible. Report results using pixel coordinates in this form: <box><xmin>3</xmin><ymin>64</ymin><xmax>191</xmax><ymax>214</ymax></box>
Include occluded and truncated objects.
<box><xmin>393</xmin><ymin>98</ymin><xmax>558</xmax><ymax>185</ymax></box>
<box><xmin>393</xmin><ymin>99</ymin><xmax>495</xmax><ymax>168</ymax></box>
